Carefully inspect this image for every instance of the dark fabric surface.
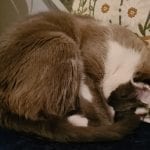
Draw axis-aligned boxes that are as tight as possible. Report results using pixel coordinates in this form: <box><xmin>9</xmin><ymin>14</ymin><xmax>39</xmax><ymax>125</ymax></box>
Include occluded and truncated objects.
<box><xmin>0</xmin><ymin>122</ymin><xmax>150</xmax><ymax>150</ymax></box>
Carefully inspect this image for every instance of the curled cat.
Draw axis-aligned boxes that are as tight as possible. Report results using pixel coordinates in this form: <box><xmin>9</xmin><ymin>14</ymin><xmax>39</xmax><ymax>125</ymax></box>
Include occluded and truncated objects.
<box><xmin>0</xmin><ymin>11</ymin><xmax>149</xmax><ymax>142</ymax></box>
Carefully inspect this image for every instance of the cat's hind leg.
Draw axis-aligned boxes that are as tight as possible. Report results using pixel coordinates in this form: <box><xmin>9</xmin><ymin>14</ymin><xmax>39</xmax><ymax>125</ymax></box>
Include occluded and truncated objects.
<box><xmin>6</xmin><ymin>32</ymin><xmax>82</xmax><ymax>120</ymax></box>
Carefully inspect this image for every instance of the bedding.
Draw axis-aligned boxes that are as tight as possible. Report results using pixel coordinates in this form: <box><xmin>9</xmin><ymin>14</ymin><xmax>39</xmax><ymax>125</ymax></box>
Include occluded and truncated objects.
<box><xmin>0</xmin><ymin>122</ymin><xmax>150</xmax><ymax>150</ymax></box>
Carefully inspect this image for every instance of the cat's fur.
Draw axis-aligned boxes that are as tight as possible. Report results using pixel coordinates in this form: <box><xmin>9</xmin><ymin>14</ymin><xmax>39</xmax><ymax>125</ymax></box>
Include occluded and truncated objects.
<box><xmin>0</xmin><ymin>11</ymin><xmax>149</xmax><ymax>142</ymax></box>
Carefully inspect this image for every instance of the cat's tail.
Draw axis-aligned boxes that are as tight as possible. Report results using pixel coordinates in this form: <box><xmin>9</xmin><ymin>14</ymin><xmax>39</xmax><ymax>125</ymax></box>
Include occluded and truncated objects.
<box><xmin>0</xmin><ymin>111</ymin><xmax>140</xmax><ymax>142</ymax></box>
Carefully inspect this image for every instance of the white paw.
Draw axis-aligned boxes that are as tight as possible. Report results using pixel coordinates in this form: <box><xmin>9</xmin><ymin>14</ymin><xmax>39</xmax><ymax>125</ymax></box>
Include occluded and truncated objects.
<box><xmin>135</xmin><ymin>107</ymin><xmax>149</xmax><ymax>115</ymax></box>
<box><xmin>67</xmin><ymin>114</ymin><xmax>88</xmax><ymax>127</ymax></box>
<box><xmin>143</xmin><ymin>116</ymin><xmax>150</xmax><ymax>123</ymax></box>
<box><xmin>135</xmin><ymin>108</ymin><xmax>150</xmax><ymax>123</ymax></box>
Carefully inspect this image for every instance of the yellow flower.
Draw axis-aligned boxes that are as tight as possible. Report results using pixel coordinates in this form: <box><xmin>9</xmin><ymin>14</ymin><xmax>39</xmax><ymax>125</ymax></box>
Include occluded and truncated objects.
<box><xmin>121</xmin><ymin>0</ymin><xmax>150</xmax><ymax>36</ymax></box>
<box><xmin>94</xmin><ymin>0</ymin><xmax>120</xmax><ymax>25</ymax></box>
<box><xmin>128</xmin><ymin>7</ymin><xmax>137</xmax><ymax>18</ymax></box>
<box><xmin>101</xmin><ymin>3</ymin><xmax>110</xmax><ymax>13</ymax></box>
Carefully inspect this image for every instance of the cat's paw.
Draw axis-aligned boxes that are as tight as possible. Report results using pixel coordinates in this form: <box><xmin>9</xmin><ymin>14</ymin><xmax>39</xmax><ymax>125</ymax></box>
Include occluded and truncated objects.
<box><xmin>67</xmin><ymin>114</ymin><xmax>88</xmax><ymax>127</ymax></box>
<box><xmin>135</xmin><ymin>107</ymin><xmax>150</xmax><ymax>123</ymax></box>
<box><xmin>135</xmin><ymin>107</ymin><xmax>149</xmax><ymax>115</ymax></box>
<box><xmin>143</xmin><ymin>115</ymin><xmax>150</xmax><ymax>123</ymax></box>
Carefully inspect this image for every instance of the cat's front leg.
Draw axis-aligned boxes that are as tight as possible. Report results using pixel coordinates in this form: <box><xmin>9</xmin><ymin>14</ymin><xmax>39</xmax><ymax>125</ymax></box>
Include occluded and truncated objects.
<box><xmin>77</xmin><ymin>76</ymin><xmax>114</xmax><ymax>126</ymax></box>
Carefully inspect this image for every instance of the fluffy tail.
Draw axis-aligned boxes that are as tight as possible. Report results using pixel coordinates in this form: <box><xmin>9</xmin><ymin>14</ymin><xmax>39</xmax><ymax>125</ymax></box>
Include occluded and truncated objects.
<box><xmin>0</xmin><ymin>111</ymin><xmax>140</xmax><ymax>142</ymax></box>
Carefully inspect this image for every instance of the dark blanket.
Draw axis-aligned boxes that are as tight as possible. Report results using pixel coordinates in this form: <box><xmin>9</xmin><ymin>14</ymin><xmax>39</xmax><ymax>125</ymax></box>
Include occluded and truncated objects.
<box><xmin>0</xmin><ymin>122</ymin><xmax>150</xmax><ymax>150</ymax></box>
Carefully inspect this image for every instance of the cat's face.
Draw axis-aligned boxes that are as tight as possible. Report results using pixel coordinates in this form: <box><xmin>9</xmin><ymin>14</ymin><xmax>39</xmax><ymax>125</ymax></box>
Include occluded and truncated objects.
<box><xmin>107</xmin><ymin>59</ymin><xmax>150</xmax><ymax>114</ymax></box>
<box><xmin>102</xmin><ymin>39</ymin><xmax>150</xmax><ymax>112</ymax></box>
<box><xmin>107</xmin><ymin>81</ymin><xmax>148</xmax><ymax>112</ymax></box>
<box><xmin>101</xmin><ymin>40</ymin><xmax>142</xmax><ymax>99</ymax></box>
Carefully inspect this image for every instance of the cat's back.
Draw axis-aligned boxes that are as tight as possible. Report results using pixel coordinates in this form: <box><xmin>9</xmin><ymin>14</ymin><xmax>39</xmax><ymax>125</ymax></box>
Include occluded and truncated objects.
<box><xmin>0</xmin><ymin>11</ymin><xmax>83</xmax><ymax>72</ymax></box>
<box><xmin>0</xmin><ymin>11</ymin><xmax>85</xmax><ymax>118</ymax></box>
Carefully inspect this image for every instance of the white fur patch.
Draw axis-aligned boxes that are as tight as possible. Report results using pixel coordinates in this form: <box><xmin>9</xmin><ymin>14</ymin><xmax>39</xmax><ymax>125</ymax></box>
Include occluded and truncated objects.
<box><xmin>67</xmin><ymin>115</ymin><xmax>88</xmax><ymax>127</ymax></box>
<box><xmin>135</xmin><ymin>107</ymin><xmax>149</xmax><ymax>115</ymax></box>
<box><xmin>80</xmin><ymin>81</ymin><xmax>93</xmax><ymax>102</ymax></box>
<box><xmin>108</xmin><ymin>106</ymin><xmax>115</xmax><ymax>118</ymax></box>
<box><xmin>102</xmin><ymin>41</ymin><xmax>141</xmax><ymax>98</ymax></box>
<box><xmin>143</xmin><ymin>116</ymin><xmax>150</xmax><ymax>123</ymax></box>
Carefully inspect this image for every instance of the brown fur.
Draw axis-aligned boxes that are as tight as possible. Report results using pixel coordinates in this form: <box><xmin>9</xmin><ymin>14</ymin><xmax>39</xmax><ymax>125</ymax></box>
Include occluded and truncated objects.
<box><xmin>0</xmin><ymin>10</ymin><xmax>147</xmax><ymax>142</ymax></box>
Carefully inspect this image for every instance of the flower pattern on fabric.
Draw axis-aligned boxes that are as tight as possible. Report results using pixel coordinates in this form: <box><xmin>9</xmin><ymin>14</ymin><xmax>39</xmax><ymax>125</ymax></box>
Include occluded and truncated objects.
<box><xmin>72</xmin><ymin>0</ymin><xmax>150</xmax><ymax>38</ymax></box>
<box><xmin>121</xmin><ymin>0</ymin><xmax>150</xmax><ymax>36</ymax></box>
<box><xmin>128</xmin><ymin>7</ymin><xmax>137</xmax><ymax>18</ymax></box>
<box><xmin>94</xmin><ymin>0</ymin><xmax>120</xmax><ymax>25</ymax></box>
<box><xmin>101</xmin><ymin>3</ymin><xmax>110</xmax><ymax>13</ymax></box>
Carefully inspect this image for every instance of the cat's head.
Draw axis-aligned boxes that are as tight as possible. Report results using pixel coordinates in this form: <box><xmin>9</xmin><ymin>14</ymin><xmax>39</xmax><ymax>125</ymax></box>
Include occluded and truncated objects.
<box><xmin>102</xmin><ymin>39</ymin><xmax>150</xmax><ymax>112</ymax></box>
